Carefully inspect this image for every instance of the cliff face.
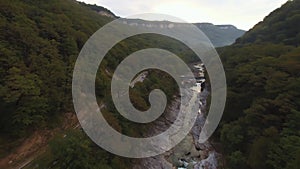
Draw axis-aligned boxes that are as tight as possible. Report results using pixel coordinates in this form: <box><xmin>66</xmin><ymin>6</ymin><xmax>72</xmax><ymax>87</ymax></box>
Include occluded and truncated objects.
<box><xmin>121</xmin><ymin>19</ymin><xmax>245</xmax><ymax>47</ymax></box>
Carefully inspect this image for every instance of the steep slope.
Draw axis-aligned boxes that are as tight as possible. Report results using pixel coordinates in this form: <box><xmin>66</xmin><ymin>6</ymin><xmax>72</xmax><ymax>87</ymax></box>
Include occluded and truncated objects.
<box><xmin>0</xmin><ymin>0</ymin><xmax>112</xmax><ymax>137</ymax></box>
<box><xmin>78</xmin><ymin>1</ymin><xmax>118</xmax><ymax>18</ymax></box>
<box><xmin>218</xmin><ymin>1</ymin><xmax>300</xmax><ymax>169</ymax></box>
<box><xmin>236</xmin><ymin>0</ymin><xmax>300</xmax><ymax>46</ymax></box>
<box><xmin>0</xmin><ymin>0</ymin><xmax>124</xmax><ymax>168</ymax></box>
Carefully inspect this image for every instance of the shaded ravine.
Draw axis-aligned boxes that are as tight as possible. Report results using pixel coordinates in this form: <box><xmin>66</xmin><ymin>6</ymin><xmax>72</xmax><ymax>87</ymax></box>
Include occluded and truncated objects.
<box><xmin>133</xmin><ymin>84</ymin><xmax>220</xmax><ymax>169</ymax></box>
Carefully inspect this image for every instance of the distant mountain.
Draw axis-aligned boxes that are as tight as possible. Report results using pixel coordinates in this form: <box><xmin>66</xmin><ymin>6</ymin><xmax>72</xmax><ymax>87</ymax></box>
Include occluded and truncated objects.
<box><xmin>119</xmin><ymin>19</ymin><xmax>245</xmax><ymax>47</ymax></box>
<box><xmin>195</xmin><ymin>23</ymin><xmax>245</xmax><ymax>47</ymax></box>
<box><xmin>77</xmin><ymin>2</ymin><xmax>246</xmax><ymax>47</ymax></box>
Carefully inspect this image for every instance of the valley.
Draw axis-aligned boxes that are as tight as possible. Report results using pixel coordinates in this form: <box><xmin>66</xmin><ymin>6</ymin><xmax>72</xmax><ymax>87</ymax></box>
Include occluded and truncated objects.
<box><xmin>0</xmin><ymin>0</ymin><xmax>299</xmax><ymax>169</ymax></box>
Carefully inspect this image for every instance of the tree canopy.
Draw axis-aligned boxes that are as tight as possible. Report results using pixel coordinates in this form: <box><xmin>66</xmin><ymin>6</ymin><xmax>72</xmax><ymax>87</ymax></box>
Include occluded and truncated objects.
<box><xmin>217</xmin><ymin>1</ymin><xmax>300</xmax><ymax>168</ymax></box>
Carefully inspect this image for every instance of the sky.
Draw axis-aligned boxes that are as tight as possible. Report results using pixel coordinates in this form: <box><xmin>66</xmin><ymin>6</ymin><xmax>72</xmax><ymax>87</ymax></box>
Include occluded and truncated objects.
<box><xmin>79</xmin><ymin>0</ymin><xmax>288</xmax><ymax>30</ymax></box>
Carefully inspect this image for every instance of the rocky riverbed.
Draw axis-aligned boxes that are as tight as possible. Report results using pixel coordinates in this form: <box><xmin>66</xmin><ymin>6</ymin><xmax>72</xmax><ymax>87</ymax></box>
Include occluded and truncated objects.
<box><xmin>133</xmin><ymin>62</ymin><xmax>220</xmax><ymax>169</ymax></box>
<box><xmin>134</xmin><ymin>85</ymin><xmax>220</xmax><ymax>169</ymax></box>
<box><xmin>167</xmin><ymin>87</ymin><xmax>220</xmax><ymax>169</ymax></box>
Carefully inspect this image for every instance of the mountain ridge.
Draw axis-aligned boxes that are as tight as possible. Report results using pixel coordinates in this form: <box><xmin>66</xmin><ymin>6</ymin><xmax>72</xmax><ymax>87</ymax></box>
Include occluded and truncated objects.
<box><xmin>75</xmin><ymin>2</ymin><xmax>245</xmax><ymax>47</ymax></box>
<box><xmin>235</xmin><ymin>0</ymin><xmax>300</xmax><ymax>46</ymax></box>
<box><xmin>117</xmin><ymin>18</ymin><xmax>245</xmax><ymax>47</ymax></box>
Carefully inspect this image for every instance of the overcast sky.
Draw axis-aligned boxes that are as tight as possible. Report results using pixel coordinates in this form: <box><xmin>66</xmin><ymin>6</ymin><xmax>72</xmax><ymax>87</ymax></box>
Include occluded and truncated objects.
<box><xmin>79</xmin><ymin>0</ymin><xmax>288</xmax><ymax>30</ymax></box>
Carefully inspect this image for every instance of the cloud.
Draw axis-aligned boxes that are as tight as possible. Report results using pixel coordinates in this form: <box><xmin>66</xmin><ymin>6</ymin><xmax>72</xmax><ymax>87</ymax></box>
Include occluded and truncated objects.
<box><xmin>79</xmin><ymin>0</ymin><xmax>288</xmax><ymax>30</ymax></box>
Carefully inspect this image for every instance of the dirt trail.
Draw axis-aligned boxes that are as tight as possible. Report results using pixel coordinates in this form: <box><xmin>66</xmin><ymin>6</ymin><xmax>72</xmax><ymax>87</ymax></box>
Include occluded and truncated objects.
<box><xmin>0</xmin><ymin>113</ymin><xmax>78</xmax><ymax>169</ymax></box>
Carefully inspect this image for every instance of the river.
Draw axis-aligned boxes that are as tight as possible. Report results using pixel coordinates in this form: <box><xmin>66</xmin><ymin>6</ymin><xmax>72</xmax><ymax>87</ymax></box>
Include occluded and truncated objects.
<box><xmin>134</xmin><ymin>65</ymin><xmax>220</xmax><ymax>169</ymax></box>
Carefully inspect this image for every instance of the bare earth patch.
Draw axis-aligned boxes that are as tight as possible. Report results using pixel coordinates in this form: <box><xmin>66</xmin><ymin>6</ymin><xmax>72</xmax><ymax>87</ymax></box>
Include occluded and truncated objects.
<box><xmin>0</xmin><ymin>113</ymin><xmax>78</xmax><ymax>169</ymax></box>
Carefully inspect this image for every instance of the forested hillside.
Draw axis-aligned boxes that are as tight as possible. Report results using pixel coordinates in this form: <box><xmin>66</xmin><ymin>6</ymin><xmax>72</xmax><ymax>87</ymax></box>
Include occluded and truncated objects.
<box><xmin>236</xmin><ymin>0</ymin><xmax>300</xmax><ymax>46</ymax></box>
<box><xmin>0</xmin><ymin>0</ymin><xmax>114</xmax><ymax>137</ymax></box>
<box><xmin>218</xmin><ymin>0</ymin><xmax>300</xmax><ymax>168</ymax></box>
<box><xmin>78</xmin><ymin>1</ymin><xmax>117</xmax><ymax>18</ymax></box>
<box><xmin>0</xmin><ymin>0</ymin><xmax>196</xmax><ymax>168</ymax></box>
<box><xmin>0</xmin><ymin>0</ymin><xmax>122</xmax><ymax>167</ymax></box>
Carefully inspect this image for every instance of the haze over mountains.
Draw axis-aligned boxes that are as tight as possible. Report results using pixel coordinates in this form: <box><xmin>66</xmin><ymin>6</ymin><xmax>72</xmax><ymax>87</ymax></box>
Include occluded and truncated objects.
<box><xmin>82</xmin><ymin>1</ymin><xmax>245</xmax><ymax>47</ymax></box>
<box><xmin>195</xmin><ymin>23</ymin><xmax>245</xmax><ymax>47</ymax></box>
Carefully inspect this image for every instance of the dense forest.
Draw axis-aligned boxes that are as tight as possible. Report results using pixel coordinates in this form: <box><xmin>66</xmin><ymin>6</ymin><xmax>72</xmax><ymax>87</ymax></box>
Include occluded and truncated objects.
<box><xmin>218</xmin><ymin>0</ymin><xmax>300</xmax><ymax>168</ymax></box>
<box><xmin>0</xmin><ymin>0</ymin><xmax>112</xmax><ymax>137</ymax></box>
<box><xmin>0</xmin><ymin>0</ymin><xmax>197</xmax><ymax>168</ymax></box>
<box><xmin>0</xmin><ymin>0</ymin><xmax>126</xmax><ymax>168</ymax></box>
<box><xmin>0</xmin><ymin>0</ymin><xmax>299</xmax><ymax>168</ymax></box>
